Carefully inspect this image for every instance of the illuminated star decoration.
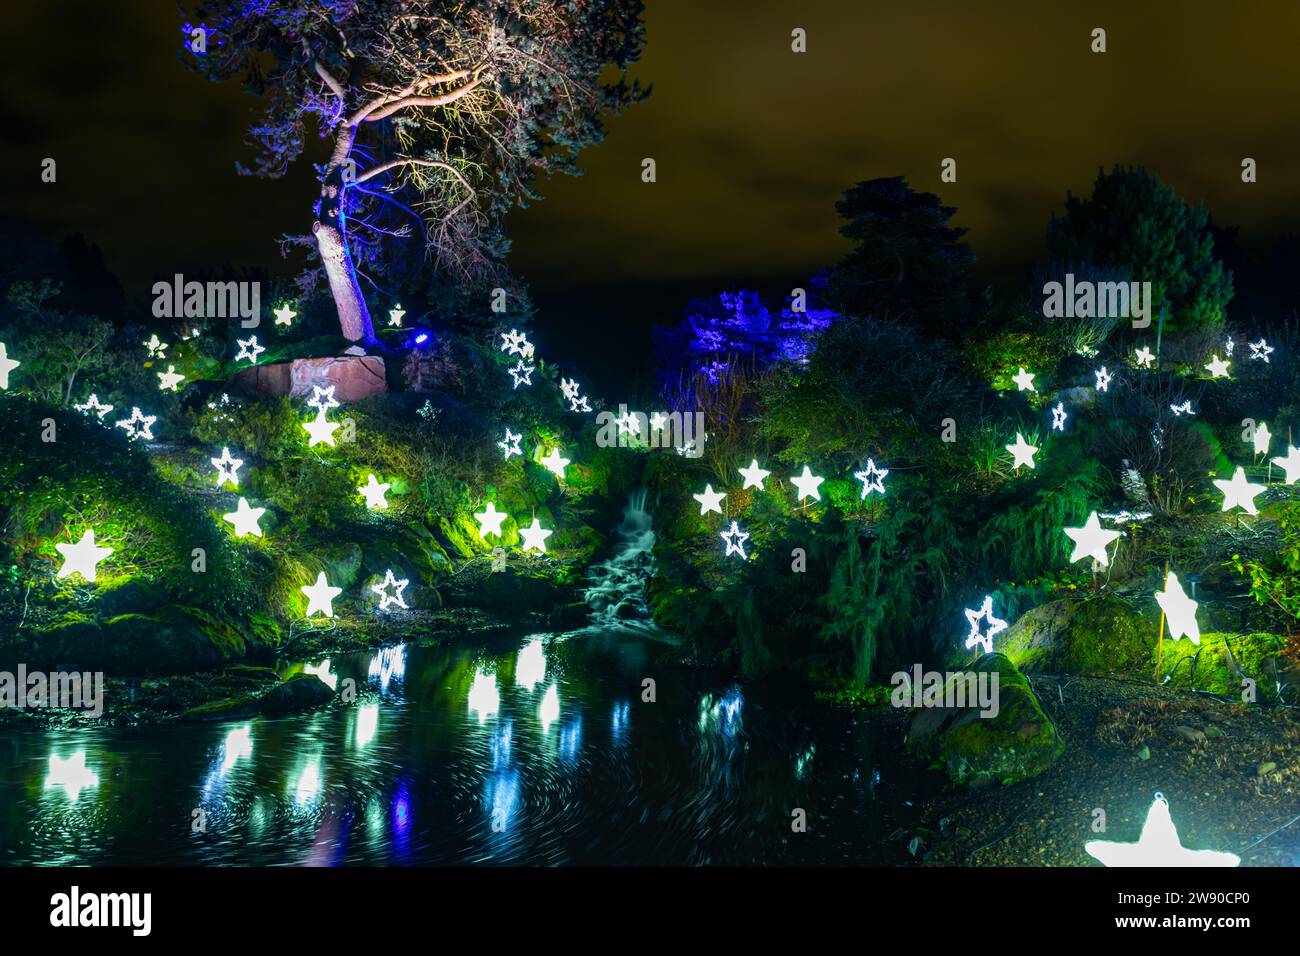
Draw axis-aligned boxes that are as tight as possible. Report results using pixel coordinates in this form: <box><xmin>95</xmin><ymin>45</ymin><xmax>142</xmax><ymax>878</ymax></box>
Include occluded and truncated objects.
<box><xmin>1225</xmin><ymin>337</ymin><xmax>1235</xmax><ymax>357</ymax></box>
<box><xmin>1011</xmin><ymin>367</ymin><xmax>1036</xmax><ymax>392</ymax></box>
<box><xmin>569</xmin><ymin>395</ymin><xmax>592</xmax><ymax>413</ymax></box>
<box><xmin>1051</xmin><ymin>402</ymin><xmax>1067</xmax><ymax>431</ymax></box>
<box><xmin>1094</xmin><ymin>366</ymin><xmax>1113</xmax><ymax>392</ymax></box>
<box><xmin>497</xmin><ymin>428</ymin><xmax>522</xmax><ymax>460</ymax></box>
<box><xmin>964</xmin><ymin>596</ymin><xmax>1008</xmax><ymax>655</ymax></box>
<box><xmin>720</xmin><ymin>520</ymin><xmax>749</xmax><ymax>559</ymax></box>
<box><xmin>235</xmin><ymin>335</ymin><xmax>265</xmax><ymax>365</ymax></box>
<box><xmin>157</xmin><ymin>365</ymin><xmax>185</xmax><ymax>392</ymax></box>
<box><xmin>222</xmin><ymin>497</ymin><xmax>266</xmax><ymax>538</ymax></box>
<box><xmin>1251</xmin><ymin>421</ymin><xmax>1272</xmax><ymax>457</ymax></box>
<box><xmin>1134</xmin><ymin>346</ymin><xmax>1155</xmax><ymax>368</ymax></box>
<box><xmin>1204</xmin><ymin>354</ymin><xmax>1231</xmax><ymax>378</ymax></box>
<box><xmin>145</xmin><ymin>334</ymin><xmax>168</xmax><ymax>359</ymax></box>
<box><xmin>853</xmin><ymin>459</ymin><xmax>889</xmax><ymax>498</ymax></box>
<box><xmin>302</xmin><ymin>410</ymin><xmax>340</xmax><ymax>447</ymax></box>
<box><xmin>739</xmin><ymin>459</ymin><xmax>770</xmax><ymax>490</ymax></box>
<box><xmin>1155</xmin><ymin>571</ymin><xmax>1200</xmax><ymax>644</ymax></box>
<box><xmin>115</xmin><ymin>407</ymin><xmax>156</xmax><ymax>442</ymax></box>
<box><xmin>790</xmin><ymin>466</ymin><xmax>825</xmax><ymax>503</ymax></box>
<box><xmin>371</xmin><ymin>569</ymin><xmax>409</xmax><ymax>610</ymax></box>
<box><xmin>649</xmin><ymin>411</ymin><xmax>668</xmax><ymax>432</ymax></box>
<box><xmin>74</xmin><ymin>394</ymin><xmax>113</xmax><ymax>419</ymax></box>
<box><xmin>45</xmin><ymin>752</ymin><xmax>98</xmax><ymax>801</ymax></box>
<box><xmin>307</xmin><ymin>385</ymin><xmax>340</xmax><ymax>413</ymax></box>
<box><xmin>301</xmin><ymin>571</ymin><xmax>343</xmax><ymax>618</ymax></box>
<box><xmin>1248</xmin><ymin>338</ymin><xmax>1273</xmax><ymax>363</ymax></box>
<box><xmin>540</xmin><ymin>448</ymin><xmax>570</xmax><ymax>478</ymax></box>
<box><xmin>693</xmin><ymin>484</ymin><xmax>726</xmax><ymax>516</ymax></box>
<box><xmin>1213</xmin><ymin>466</ymin><xmax>1266</xmax><ymax>516</ymax></box>
<box><xmin>0</xmin><ymin>342</ymin><xmax>19</xmax><ymax>389</ymax></box>
<box><xmin>273</xmin><ymin>303</ymin><xmax>296</xmax><ymax>326</ymax></box>
<box><xmin>1063</xmin><ymin>511</ymin><xmax>1122</xmax><ymax>568</ymax></box>
<box><xmin>1085</xmin><ymin>793</ymin><xmax>1239</xmax><ymax>867</ymax></box>
<box><xmin>1170</xmin><ymin>401</ymin><xmax>1194</xmax><ymax>417</ymax></box>
<box><xmin>388</xmin><ymin>303</ymin><xmax>405</xmax><ymax>327</ymax></box>
<box><xmin>56</xmin><ymin>529</ymin><xmax>113</xmax><ymax>583</ymax></box>
<box><xmin>615</xmin><ymin>410</ymin><xmax>640</xmax><ymax>435</ymax></box>
<box><xmin>500</xmin><ymin>328</ymin><xmax>534</xmax><ymax>359</ymax></box>
<box><xmin>559</xmin><ymin>377</ymin><xmax>581</xmax><ymax>402</ymax></box>
<box><xmin>1271</xmin><ymin>446</ymin><xmax>1300</xmax><ymax>484</ymax></box>
<box><xmin>474</xmin><ymin>501</ymin><xmax>508</xmax><ymax>539</ymax></box>
<box><xmin>1006</xmin><ymin>432</ymin><xmax>1038</xmax><ymax>470</ymax></box>
<box><xmin>359</xmin><ymin>473</ymin><xmax>390</xmax><ymax>509</ymax></box>
<box><xmin>519</xmin><ymin>517</ymin><xmax>553</xmax><ymax>553</ymax></box>
<box><xmin>508</xmin><ymin>360</ymin><xmax>535</xmax><ymax>388</ymax></box>
<box><xmin>211</xmin><ymin>446</ymin><xmax>243</xmax><ymax>487</ymax></box>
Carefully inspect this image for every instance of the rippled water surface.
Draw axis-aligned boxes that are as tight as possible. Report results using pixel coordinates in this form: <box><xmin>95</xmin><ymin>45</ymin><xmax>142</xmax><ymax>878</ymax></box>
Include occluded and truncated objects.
<box><xmin>0</xmin><ymin>628</ymin><xmax>921</xmax><ymax>865</ymax></box>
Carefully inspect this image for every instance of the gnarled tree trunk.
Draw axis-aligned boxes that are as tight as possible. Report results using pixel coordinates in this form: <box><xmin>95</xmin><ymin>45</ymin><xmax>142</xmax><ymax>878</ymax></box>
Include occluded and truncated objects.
<box><xmin>314</xmin><ymin>125</ymin><xmax>376</xmax><ymax>346</ymax></box>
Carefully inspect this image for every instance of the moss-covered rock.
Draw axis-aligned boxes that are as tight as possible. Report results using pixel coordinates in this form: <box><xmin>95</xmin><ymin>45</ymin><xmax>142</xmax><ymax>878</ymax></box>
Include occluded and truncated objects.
<box><xmin>183</xmin><ymin>694</ymin><xmax>261</xmax><ymax>721</ymax></box>
<box><xmin>260</xmin><ymin>673</ymin><xmax>334</xmax><ymax>715</ymax></box>
<box><xmin>1161</xmin><ymin>632</ymin><xmax>1297</xmax><ymax>702</ymax></box>
<box><xmin>999</xmin><ymin>595</ymin><xmax>1153</xmax><ymax>675</ymax></box>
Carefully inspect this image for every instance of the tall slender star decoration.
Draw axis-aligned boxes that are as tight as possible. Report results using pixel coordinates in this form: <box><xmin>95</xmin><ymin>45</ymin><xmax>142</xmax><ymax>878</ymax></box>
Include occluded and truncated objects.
<box><xmin>115</xmin><ymin>407</ymin><xmax>156</xmax><ymax>442</ymax></box>
<box><xmin>738</xmin><ymin>459</ymin><xmax>770</xmax><ymax>490</ymax></box>
<box><xmin>474</xmin><ymin>501</ymin><xmax>508</xmax><ymax>539</ymax></box>
<box><xmin>74</xmin><ymin>394</ymin><xmax>113</xmax><ymax>419</ymax></box>
<box><xmin>720</xmin><ymin>520</ymin><xmax>749</xmax><ymax>559</ymax></box>
<box><xmin>1051</xmin><ymin>402</ymin><xmax>1067</xmax><ymax>431</ymax></box>
<box><xmin>508</xmin><ymin>360</ymin><xmax>534</xmax><ymax>388</ymax></box>
<box><xmin>693</xmin><ymin>484</ymin><xmax>726</xmax><ymax>515</ymax></box>
<box><xmin>1251</xmin><ymin>422</ymin><xmax>1272</xmax><ymax>457</ymax></box>
<box><xmin>1213</xmin><ymin>466</ymin><xmax>1265</xmax><ymax>515</ymax></box>
<box><xmin>964</xmin><ymin>596</ymin><xmax>1007</xmax><ymax>655</ymax></box>
<box><xmin>853</xmin><ymin>459</ymin><xmax>888</xmax><ymax>498</ymax></box>
<box><xmin>1271</xmin><ymin>445</ymin><xmax>1300</xmax><ymax>484</ymax></box>
<box><xmin>1085</xmin><ymin>793</ymin><xmax>1239</xmax><ymax>867</ymax></box>
<box><xmin>301</xmin><ymin>571</ymin><xmax>343</xmax><ymax>618</ymax></box>
<box><xmin>0</xmin><ymin>342</ymin><xmax>20</xmax><ymax>389</ymax></box>
<box><xmin>56</xmin><ymin>529</ymin><xmax>113</xmax><ymax>583</ymax></box>
<box><xmin>1155</xmin><ymin>571</ymin><xmax>1199</xmax><ymax>644</ymax></box>
<box><xmin>273</xmin><ymin>303</ymin><xmax>297</xmax><ymax>326</ymax></box>
<box><xmin>498</xmin><ymin>428</ymin><xmax>522</xmax><ymax>460</ymax></box>
<box><xmin>211</xmin><ymin>446</ymin><xmax>243</xmax><ymax>487</ymax></box>
<box><xmin>302</xmin><ymin>409</ymin><xmax>340</xmax><ymax>447</ymax></box>
<box><xmin>790</xmin><ymin>466</ymin><xmax>825</xmax><ymax>503</ymax></box>
<box><xmin>1063</xmin><ymin>512</ymin><xmax>1122</xmax><ymax>567</ymax></box>
<box><xmin>540</xmin><ymin>448</ymin><xmax>570</xmax><ymax>478</ymax></box>
<box><xmin>1006</xmin><ymin>432</ymin><xmax>1038</xmax><ymax>470</ymax></box>
<box><xmin>1094</xmin><ymin>366</ymin><xmax>1113</xmax><ymax>392</ymax></box>
<box><xmin>307</xmin><ymin>385</ymin><xmax>340</xmax><ymax>413</ymax></box>
<box><xmin>371</xmin><ymin>569</ymin><xmax>409</xmax><ymax>610</ymax></box>
<box><xmin>235</xmin><ymin>335</ymin><xmax>265</xmax><ymax>364</ymax></box>
<box><xmin>222</xmin><ymin>497</ymin><xmax>266</xmax><ymax>538</ymax></box>
<box><xmin>519</xmin><ymin>517</ymin><xmax>553</xmax><ymax>553</ymax></box>
<box><xmin>1011</xmin><ymin>367</ymin><xmax>1036</xmax><ymax>392</ymax></box>
<box><xmin>359</xmin><ymin>473</ymin><xmax>390</xmax><ymax>509</ymax></box>
<box><xmin>1134</xmin><ymin>346</ymin><xmax>1155</xmax><ymax>368</ymax></box>
<box><xmin>1248</xmin><ymin>338</ymin><xmax>1273</xmax><ymax>363</ymax></box>
<box><xmin>1204</xmin><ymin>354</ymin><xmax>1231</xmax><ymax>378</ymax></box>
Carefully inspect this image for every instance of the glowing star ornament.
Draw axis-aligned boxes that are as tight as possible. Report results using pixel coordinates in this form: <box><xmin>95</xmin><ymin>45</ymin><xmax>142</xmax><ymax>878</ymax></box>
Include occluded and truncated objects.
<box><xmin>1170</xmin><ymin>400</ymin><xmax>1194</xmax><ymax>417</ymax></box>
<box><xmin>540</xmin><ymin>448</ymin><xmax>570</xmax><ymax>478</ymax></box>
<box><xmin>1134</xmin><ymin>346</ymin><xmax>1155</xmax><ymax>368</ymax></box>
<box><xmin>74</xmin><ymin>394</ymin><xmax>113</xmax><ymax>419</ymax></box>
<box><xmin>144</xmin><ymin>334</ymin><xmax>168</xmax><ymax>359</ymax></box>
<box><xmin>1248</xmin><ymin>338</ymin><xmax>1273</xmax><ymax>363</ymax></box>
<box><xmin>615</xmin><ymin>411</ymin><xmax>640</xmax><ymax>436</ymax></box>
<box><xmin>1213</xmin><ymin>466</ymin><xmax>1266</xmax><ymax>516</ymax></box>
<box><xmin>307</xmin><ymin>385</ymin><xmax>340</xmax><ymax>413</ymax></box>
<box><xmin>273</xmin><ymin>303</ymin><xmax>297</xmax><ymax>326</ymax></box>
<box><xmin>45</xmin><ymin>752</ymin><xmax>98</xmax><ymax>801</ymax></box>
<box><xmin>359</xmin><ymin>473</ymin><xmax>390</xmax><ymax>509</ymax></box>
<box><xmin>790</xmin><ymin>466</ymin><xmax>825</xmax><ymax>503</ymax></box>
<box><xmin>388</xmin><ymin>303</ymin><xmax>405</xmax><ymax>327</ymax></box>
<box><xmin>964</xmin><ymin>596</ymin><xmax>1008</xmax><ymax>655</ymax></box>
<box><xmin>738</xmin><ymin>459</ymin><xmax>770</xmax><ymax>490</ymax></box>
<box><xmin>720</xmin><ymin>520</ymin><xmax>749</xmax><ymax>559</ymax></box>
<box><xmin>499</xmin><ymin>328</ymin><xmax>534</xmax><ymax>358</ymax></box>
<box><xmin>473</xmin><ymin>501</ymin><xmax>508</xmax><ymax>539</ymax></box>
<box><xmin>508</xmin><ymin>360</ymin><xmax>534</xmax><ymax>388</ymax></box>
<box><xmin>559</xmin><ymin>377</ymin><xmax>581</xmax><ymax>402</ymax></box>
<box><xmin>1094</xmin><ymin>366</ymin><xmax>1113</xmax><ymax>392</ymax></box>
<box><xmin>1006</xmin><ymin>432</ymin><xmax>1038</xmax><ymax>470</ymax></box>
<box><xmin>519</xmin><ymin>517</ymin><xmax>553</xmax><ymax>553</ymax></box>
<box><xmin>1051</xmin><ymin>402</ymin><xmax>1067</xmax><ymax>431</ymax></box>
<box><xmin>371</xmin><ymin>569</ymin><xmax>409</xmax><ymax>610</ymax></box>
<box><xmin>222</xmin><ymin>497</ymin><xmax>266</xmax><ymax>538</ymax></box>
<box><xmin>1155</xmin><ymin>571</ymin><xmax>1200</xmax><ymax>644</ymax></box>
<box><xmin>116</xmin><ymin>407</ymin><xmax>156</xmax><ymax>442</ymax></box>
<box><xmin>1011</xmin><ymin>367</ymin><xmax>1036</xmax><ymax>392</ymax></box>
<box><xmin>693</xmin><ymin>484</ymin><xmax>726</xmax><ymax>516</ymax></box>
<box><xmin>497</xmin><ymin>428</ymin><xmax>522</xmax><ymax>460</ymax></box>
<box><xmin>1064</xmin><ymin>512</ymin><xmax>1122</xmax><ymax>568</ymax></box>
<box><xmin>302</xmin><ymin>410</ymin><xmax>339</xmax><ymax>447</ymax></box>
<box><xmin>1204</xmin><ymin>354</ymin><xmax>1231</xmax><ymax>378</ymax></box>
<box><xmin>1271</xmin><ymin>446</ymin><xmax>1300</xmax><ymax>484</ymax></box>
<box><xmin>235</xmin><ymin>335</ymin><xmax>265</xmax><ymax>365</ymax></box>
<box><xmin>649</xmin><ymin>412</ymin><xmax>668</xmax><ymax>432</ymax></box>
<box><xmin>56</xmin><ymin>529</ymin><xmax>113</xmax><ymax>583</ymax></box>
<box><xmin>1251</xmin><ymin>422</ymin><xmax>1272</xmax><ymax>457</ymax></box>
<box><xmin>1085</xmin><ymin>793</ymin><xmax>1239</xmax><ymax>867</ymax></box>
<box><xmin>853</xmin><ymin>459</ymin><xmax>889</xmax><ymax>498</ymax></box>
<box><xmin>569</xmin><ymin>395</ymin><xmax>592</xmax><ymax>413</ymax></box>
<box><xmin>0</xmin><ymin>342</ymin><xmax>19</xmax><ymax>389</ymax></box>
<box><xmin>211</xmin><ymin>446</ymin><xmax>243</xmax><ymax>486</ymax></box>
<box><xmin>301</xmin><ymin>571</ymin><xmax>342</xmax><ymax>618</ymax></box>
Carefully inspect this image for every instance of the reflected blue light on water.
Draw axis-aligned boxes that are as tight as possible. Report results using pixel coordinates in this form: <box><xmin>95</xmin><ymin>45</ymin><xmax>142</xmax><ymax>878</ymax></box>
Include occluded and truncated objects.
<box><xmin>489</xmin><ymin>719</ymin><xmax>513</xmax><ymax>770</ymax></box>
<box><xmin>368</xmin><ymin>645</ymin><xmax>406</xmax><ymax>693</ymax></box>
<box><xmin>698</xmin><ymin>686</ymin><xmax>744</xmax><ymax>738</ymax></box>
<box><xmin>485</xmin><ymin>769</ymin><xmax>521</xmax><ymax>836</ymax></box>
<box><xmin>611</xmin><ymin>699</ymin><xmax>631</xmax><ymax>743</ymax></box>
<box><xmin>559</xmin><ymin>716</ymin><xmax>582</xmax><ymax>764</ymax></box>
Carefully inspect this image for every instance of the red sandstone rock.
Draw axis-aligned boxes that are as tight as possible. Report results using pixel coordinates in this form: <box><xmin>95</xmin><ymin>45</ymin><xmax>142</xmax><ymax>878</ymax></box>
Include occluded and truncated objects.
<box><xmin>232</xmin><ymin>355</ymin><xmax>387</xmax><ymax>402</ymax></box>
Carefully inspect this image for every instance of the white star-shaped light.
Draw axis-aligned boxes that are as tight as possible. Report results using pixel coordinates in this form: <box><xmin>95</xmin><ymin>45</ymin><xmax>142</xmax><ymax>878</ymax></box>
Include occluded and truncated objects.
<box><xmin>1204</xmin><ymin>354</ymin><xmax>1230</xmax><ymax>378</ymax></box>
<box><xmin>1094</xmin><ymin>366</ymin><xmax>1112</xmax><ymax>392</ymax></box>
<box><xmin>235</xmin><ymin>335</ymin><xmax>265</xmax><ymax>364</ymax></box>
<box><xmin>519</xmin><ymin>517</ymin><xmax>553</xmax><ymax>553</ymax></box>
<box><xmin>45</xmin><ymin>752</ymin><xmax>98</xmax><ymax>801</ymax></box>
<box><xmin>307</xmin><ymin>385</ymin><xmax>339</xmax><ymax>413</ymax></box>
<box><xmin>790</xmin><ymin>466</ymin><xmax>824</xmax><ymax>503</ymax></box>
<box><xmin>145</xmin><ymin>334</ymin><xmax>167</xmax><ymax>359</ymax></box>
<box><xmin>301</xmin><ymin>571</ymin><xmax>343</xmax><ymax>618</ymax></box>
<box><xmin>388</xmin><ymin>303</ymin><xmax>405</xmax><ymax>327</ymax></box>
<box><xmin>1011</xmin><ymin>367</ymin><xmax>1036</xmax><ymax>392</ymax></box>
<box><xmin>0</xmin><ymin>342</ymin><xmax>19</xmax><ymax>389</ymax></box>
<box><xmin>508</xmin><ymin>360</ymin><xmax>534</xmax><ymax>388</ymax></box>
<box><xmin>500</xmin><ymin>328</ymin><xmax>533</xmax><ymax>358</ymax></box>
<box><xmin>720</xmin><ymin>520</ymin><xmax>749</xmax><ymax>559</ymax></box>
<box><xmin>853</xmin><ymin>459</ymin><xmax>888</xmax><ymax>498</ymax></box>
<box><xmin>359</xmin><ymin>474</ymin><xmax>390</xmax><ymax>509</ymax></box>
<box><xmin>964</xmin><ymin>595</ymin><xmax>1007</xmax><ymax>655</ymax></box>
<box><xmin>115</xmin><ymin>407</ymin><xmax>156</xmax><ymax>442</ymax></box>
<box><xmin>302</xmin><ymin>410</ymin><xmax>339</xmax><ymax>447</ymax></box>
<box><xmin>474</xmin><ymin>501</ymin><xmax>508</xmax><ymax>539</ymax></box>
<box><xmin>1085</xmin><ymin>794</ymin><xmax>1239</xmax><ymax>867</ymax></box>
<box><xmin>693</xmin><ymin>484</ymin><xmax>726</xmax><ymax>515</ymax></box>
<box><xmin>55</xmin><ymin>529</ymin><xmax>113</xmax><ymax>583</ymax></box>
<box><xmin>157</xmin><ymin>365</ymin><xmax>185</xmax><ymax>391</ymax></box>
<box><xmin>1063</xmin><ymin>512</ymin><xmax>1122</xmax><ymax>568</ymax></box>
<box><xmin>1271</xmin><ymin>446</ymin><xmax>1300</xmax><ymax>484</ymax></box>
<box><xmin>615</xmin><ymin>411</ymin><xmax>641</xmax><ymax>436</ymax></box>
<box><xmin>738</xmin><ymin>459</ymin><xmax>770</xmax><ymax>490</ymax></box>
<box><xmin>273</xmin><ymin>303</ymin><xmax>296</xmax><ymax>326</ymax></box>
<box><xmin>649</xmin><ymin>411</ymin><xmax>669</xmax><ymax>432</ymax></box>
<box><xmin>211</xmin><ymin>446</ymin><xmax>243</xmax><ymax>486</ymax></box>
<box><xmin>1051</xmin><ymin>402</ymin><xmax>1067</xmax><ymax>431</ymax></box>
<box><xmin>1248</xmin><ymin>338</ymin><xmax>1273</xmax><ymax>363</ymax></box>
<box><xmin>222</xmin><ymin>497</ymin><xmax>266</xmax><ymax>538</ymax></box>
<box><xmin>1006</xmin><ymin>432</ymin><xmax>1038</xmax><ymax>470</ymax></box>
<box><xmin>1155</xmin><ymin>571</ymin><xmax>1199</xmax><ymax>644</ymax></box>
<box><xmin>74</xmin><ymin>393</ymin><xmax>113</xmax><ymax>419</ymax></box>
<box><xmin>1251</xmin><ymin>422</ymin><xmax>1272</xmax><ymax>457</ymax></box>
<box><xmin>569</xmin><ymin>395</ymin><xmax>592</xmax><ymax>413</ymax></box>
<box><xmin>1170</xmin><ymin>400</ymin><xmax>1194</xmax><ymax>416</ymax></box>
<box><xmin>1213</xmin><ymin>466</ymin><xmax>1265</xmax><ymax>515</ymax></box>
<box><xmin>371</xmin><ymin>569</ymin><xmax>409</xmax><ymax>610</ymax></box>
<box><xmin>1134</xmin><ymin>346</ymin><xmax>1155</xmax><ymax>368</ymax></box>
<box><xmin>1225</xmin><ymin>337</ymin><xmax>1235</xmax><ymax>357</ymax></box>
<box><xmin>559</xmin><ymin>377</ymin><xmax>581</xmax><ymax>401</ymax></box>
<box><xmin>498</xmin><ymin>428</ymin><xmax>522</xmax><ymax>459</ymax></box>
<box><xmin>540</xmin><ymin>448</ymin><xmax>569</xmax><ymax>478</ymax></box>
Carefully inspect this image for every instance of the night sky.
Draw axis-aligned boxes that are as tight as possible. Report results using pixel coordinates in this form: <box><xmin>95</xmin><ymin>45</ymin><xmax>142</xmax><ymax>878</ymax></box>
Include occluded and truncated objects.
<box><xmin>4</xmin><ymin>1</ymin><xmax>1300</xmax><ymax>368</ymax></box>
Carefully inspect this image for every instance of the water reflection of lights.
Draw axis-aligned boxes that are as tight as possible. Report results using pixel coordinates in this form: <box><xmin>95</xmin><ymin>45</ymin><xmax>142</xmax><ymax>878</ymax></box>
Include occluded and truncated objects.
<box><xmin>222</xmin><ymin>724</ymin><xmax>254</xmax><ymax>773</ymax></box>
<box><xmin>559</xmin><ymin>716</ymin><xmax>582</xmax><ymax>762</ymax></box>
<box><xmin>355</xmin><ymin>703</ymin><xmax>379</xmax><ymax>748</ymax></box>
<box><xmin>304</xmin><ymin>659</ymin><xmax>338</xmax><ymax>690</ymax></box>
<box><xmin>515</xmin><ymin>637</ymin><xmax>547</xmax><ymax>691</ymax></box>
<box><xmin>539</xmin><ymin>683</ymin><xmax>560</xmax><ymax>732</ymax></box>
<box><xmin>611</xmin><ymin>700</ymin><xmax>631</xmax><ymax>742</ymax></box>
<box><xmin>468</xmin><ymin>669</ymin><xmax>500</xmax><ymax>723</ymax></box>
<box><xmin>294</xmin><ymin>759</ymin><xmax>322</xmax><ymax>805</ymax></box>
<box><xmin>367</xmin><ymin>645</ymin><xmax>407</xmax><ymax>692</ymax></box>
<box><xmin>44</xmin><ymin>751</ymin><xmax>99</xmax><ymax>801</ymax></box>
<box><xmin>489</xmin><ymin>720</ymin><xmax>513</xmax><ymax>769</ymax></box>
<box><xmin>794</xmin><ymin>744</ymin><xmax>816</xmax><ymax>781</ymax></box>
<box><xmin>485</xmin><ymin>769</ymin><xmax>521</xmax><ymax>835</ymax></box>
<box><xmin>698</xmin><ymin>687</ymin><xmax>744</xmax><ymax>736</ymax></box>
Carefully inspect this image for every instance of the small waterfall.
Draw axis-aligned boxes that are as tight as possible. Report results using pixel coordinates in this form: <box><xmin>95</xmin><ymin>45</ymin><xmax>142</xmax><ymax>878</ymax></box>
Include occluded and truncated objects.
<box><xmin>583</xmin><ymin>489</ymin><xmax>658</xmax><ymax>629</ymax></box>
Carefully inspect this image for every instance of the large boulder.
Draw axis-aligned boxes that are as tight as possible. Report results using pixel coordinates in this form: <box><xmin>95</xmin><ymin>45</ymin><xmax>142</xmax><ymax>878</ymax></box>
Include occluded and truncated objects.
<box><xmin>1161</xmin><ymin>632</ymin><xmax>1298</xmax><ymax>703</ymax></box>
<box><xmin>260</xmin><ymin>674</ymin><xmax>335</xmax><ymax>715</ymax></box>
<box><xmin>999</xmin><ymin>595</ymin><xmax>1152</xmax><ymax>675</ymax></box>
<box><xmin>232</xmin><ymin>355</ymin><xmax>387</xmax><ymax>402</ymax></box>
